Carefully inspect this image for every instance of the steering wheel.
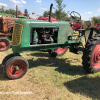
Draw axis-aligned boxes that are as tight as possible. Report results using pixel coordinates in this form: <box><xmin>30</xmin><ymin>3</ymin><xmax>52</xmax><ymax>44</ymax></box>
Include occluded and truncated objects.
<box><xmin>70</xmin><ymin>11</ymin><xmax>81</xmax><ymax>21</ymax></box>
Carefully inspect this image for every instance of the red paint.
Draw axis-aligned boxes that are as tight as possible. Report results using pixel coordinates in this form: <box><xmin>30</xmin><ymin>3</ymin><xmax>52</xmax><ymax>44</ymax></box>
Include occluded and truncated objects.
<box><xmin>0</xmin><ymin>40</ymin><xmax>8</xmax><ymax>50</ymax></box>
<box><xmin>29</xmin><ymin>17</ymin><xmax>33</xmax><ymax>19</ymax></box>
<box><xmin>67</xmin><ymin>21</ymin><xmax>83</xmax><ymax>31</ymax></box>
<box><xmin>53</xmin><ymin>47</ymin><xmax>67</xmax><ymax>55</ymax></box>
<box><xmin>94</xmin><ymin>24</ymin><xmax>100</xmax><ymax>31</ymax></box>
<box><xmin>92</xmin><ymin>42</ymin><xmax>100</xmax><ymax>69</ymax></box>
<box><xmin>8</xmin><ymin>61</ymin><xmax>26</xmax><ymax>77</ymax></box>
<box><xmin>38</xmin><ymin>15</ymin><xmax>58</xmax><ymax>21</ymax></box>
<box><xmin>19</xmin><ymin>14</ymin><xmax>24</xmax><ymax>16</ymax></box>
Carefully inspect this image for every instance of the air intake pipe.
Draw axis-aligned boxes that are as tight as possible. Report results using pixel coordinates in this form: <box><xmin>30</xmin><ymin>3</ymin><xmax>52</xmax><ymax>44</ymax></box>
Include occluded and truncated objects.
<box><xmin>16</xmin><ymin>5</ymin><xmax>18</xmax><ymax>18</ymax></box>
<box><xmin>49</xmin><ymin>4</ymin><xmax>53</xmax><ymax>22</ymax></box>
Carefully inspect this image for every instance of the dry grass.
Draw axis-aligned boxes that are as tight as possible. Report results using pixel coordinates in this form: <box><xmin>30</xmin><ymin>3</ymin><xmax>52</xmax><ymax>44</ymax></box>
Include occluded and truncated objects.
<box><xmin>0</xmin><ymin>35</ymin><xmax>100</xmax><ymax>100</ymax></box>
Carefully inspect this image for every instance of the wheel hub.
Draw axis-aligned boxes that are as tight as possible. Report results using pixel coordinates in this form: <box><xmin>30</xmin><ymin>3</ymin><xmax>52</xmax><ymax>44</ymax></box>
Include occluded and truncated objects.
<box><xmin>0</xmin><ymin>40</ymin><xmax>8</xmax><ymax>50</ymax></box>
<box><xmin>92</xmin><ymin>42</ymin><xmax>100</xmax><ymax>69</ymax></box>
<box><xmin>14</xmin><ymin>66</ymin><xmax>19</xmax><ymax>71</ymax></box>
<box><xmin>0</xmin><ymin>42</ymin><xmax>5</xmax><ymax>47</ymax></box>
<box><xmin>94</xmin><ymin>47</ymin><xmax>100</xmax><ymax>62</ymax></box>
<box><xmin>0</xmin><ymin>42</ymin><xmax>6</xmax><ymax>47</ymax></box>
<box><xmin>8</xmin><ymin>61</ymin><xmax>26</xmax><ymax>77</ymax></box>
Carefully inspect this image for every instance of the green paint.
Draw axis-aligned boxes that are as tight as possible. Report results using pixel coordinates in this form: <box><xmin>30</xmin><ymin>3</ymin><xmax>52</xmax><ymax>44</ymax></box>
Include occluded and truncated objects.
<box><xmin>33</xmin><ymin>29</ymin><xmax>37</xmax><ymax>43</ymax></box>
<box><xmin>12</xmin><ymin>18</ymin><xmax>83</xmax><ymax>54</ymax></box>
<box><xmin>14</xmin><ymin>66</ymin><xmax>19</xmax><ymax>71</ymax></box>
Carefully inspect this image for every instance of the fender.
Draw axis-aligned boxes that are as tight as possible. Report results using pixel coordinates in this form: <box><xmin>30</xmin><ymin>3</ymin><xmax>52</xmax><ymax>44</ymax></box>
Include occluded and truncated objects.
<box><xmin>85</xmin><ymin>27</ymin><xmax>100</xmax><ymax>43</ymax></box>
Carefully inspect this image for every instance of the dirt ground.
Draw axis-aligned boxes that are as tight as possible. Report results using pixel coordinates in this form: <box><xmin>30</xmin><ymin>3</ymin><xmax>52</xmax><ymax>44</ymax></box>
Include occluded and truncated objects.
<box><xmin>0</xmin><ymin>52</ymin><xmax>41</xmax><ymax>100</ymax></box>
<box><xmin>0</xmin><ymin>51</ymin><xmax>96</xmax><ymax>100</ymax></box>
<box><xmin>0</xmin><ymin>52</ymin><xmax>7</xmax><ymax>63</ymax></box>
<box><xmin>0</xmin><ymin>52</ymin><xmax>67</xmax><ymax>100</ymax></box>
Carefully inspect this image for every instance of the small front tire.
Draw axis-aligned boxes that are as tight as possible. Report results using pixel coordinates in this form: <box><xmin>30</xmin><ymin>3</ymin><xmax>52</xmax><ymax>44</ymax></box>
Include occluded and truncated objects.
<box><xmin>4</xmin><ymin>56</ymin><xmax>29</xmax><ymax>79</ymax></box>
<box><xmin>0</xmin><ymin>37</ymin><xmax>11</xmax><ymax>51</ymax></box>
<box><xmin>2</xmin><ymin>54</ymin><xmax>14</xmax><ymax>73</ymax></box>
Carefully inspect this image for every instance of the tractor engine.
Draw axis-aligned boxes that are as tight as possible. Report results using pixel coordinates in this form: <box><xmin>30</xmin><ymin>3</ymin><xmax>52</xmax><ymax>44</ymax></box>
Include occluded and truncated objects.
<box><xmin>31</xmin><ymin>28</ymin><xmax>58</xmax><ymax>44</ymax></box>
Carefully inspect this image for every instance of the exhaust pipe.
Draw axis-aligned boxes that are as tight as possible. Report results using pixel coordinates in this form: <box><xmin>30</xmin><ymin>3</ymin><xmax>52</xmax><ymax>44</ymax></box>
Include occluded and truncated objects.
<box><xmin>49</xmin><ymin>4</ymin><xmax>53</xmax><ymax>22</ymax></box>
<box><xmin>16</xmin><ymin>5</ymin><xmax>18</xmax><ymax>18</ymax></box>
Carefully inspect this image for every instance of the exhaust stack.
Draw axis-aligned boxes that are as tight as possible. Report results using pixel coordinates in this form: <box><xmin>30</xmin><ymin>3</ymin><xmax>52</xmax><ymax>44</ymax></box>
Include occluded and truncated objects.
<box><xmin>16</xmin><ymin>5</ymin><xmax>18</xmax><ymax>18</ymax></box>
<box><xmin>49</xmin><ymin>4</ymin><xmax>53</xmax><ymax>22</ymax></box>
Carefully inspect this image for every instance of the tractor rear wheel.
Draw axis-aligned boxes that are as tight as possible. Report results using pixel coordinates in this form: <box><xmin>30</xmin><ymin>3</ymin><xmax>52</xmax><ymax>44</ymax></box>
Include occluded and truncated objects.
<box><xmin>0</xmin><ymin>37</ymin><xmax>10</xmax><ymax>51</ymax></box>
<box><xmin>4</xmin><ymin>56</ymin><xmax>29</xmax><ymax>79</ymax></box>
<box><xmin>2</xmin><ymin>54</ymin><xmax>14</xmax><ymax>73</ymax></box>
<box><xmin>82</xmin><ymin>34</ymin><xmax>100</xmax><ymax>73</ymax></box>
<box><xmin>49</xmin><ymin>47</ymin><xmax>68</xmax><ymax>57</ymax></box>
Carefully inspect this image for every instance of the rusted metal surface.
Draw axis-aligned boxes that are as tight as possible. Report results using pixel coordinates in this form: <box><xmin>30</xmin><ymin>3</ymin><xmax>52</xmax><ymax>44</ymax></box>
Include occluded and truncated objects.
<box><xmin>0</xmin><ymin>19</ymin><xmax>3</xmax><ymax>31</ymax></box>
<box><xmin>0</xmin><ymin>32</ymin><xmax>12</xmax><ymax>36</ymax></box>
<box><xmin>0</xmin><ymin>16</ymin><xmax>18</xmax><ymax>36</ymax></box>
<box><xmin>6</xmin><ymin>17</ymin><xmax>18</xmax><ymax>29</ymax></box>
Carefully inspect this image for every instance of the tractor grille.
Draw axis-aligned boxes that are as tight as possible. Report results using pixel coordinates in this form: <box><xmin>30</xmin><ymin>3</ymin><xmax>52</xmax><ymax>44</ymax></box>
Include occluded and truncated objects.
<box><xmin>12</xmin><ymin>23</ymin><xmax>23</xmax><ymax>46</ymax></box>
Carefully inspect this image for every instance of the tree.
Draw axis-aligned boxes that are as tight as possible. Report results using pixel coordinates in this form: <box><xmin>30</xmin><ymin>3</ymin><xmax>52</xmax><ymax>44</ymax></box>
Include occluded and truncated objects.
<box><xmin>2</xmin><ymin>6</ymin><xmax>4</xmax><ymax>13</ymax></box>
<box><xmin>43</xmin><ymin>0</ymin><xmax>69</xmax><ymax>21</ymax></box>
<box><xmin>91</xmin><ymin>16</ymin><xmax>100</xmax><ymax>24</ymax></box>
<box><xmin>43</xmin><ymin>11</ymin><xmax>49</xmax><ymax>16</ymax></box>
<box><xmin>4</xmin><ymin>10</ymin><xmax>10</xmax><ymax>14</ymax></box>
<box><xmin>18</xmin><ymin>11</ymin><xmax>22</xmax><ymax>15</ymax></box>
<box><xmin>0</xmin><ymin>6</ymin><xmax>4</xmax><ymax>13</ymax></box>
<box><xmin>43</xmin><ymin>11</ymin><xmax>56</xmax><ymax>18</ymax></box>
<box><xmin>54</xmin><ymin>0</ymin><xmax>67</xmax><ymax>20</ymax></box>
<box><xmin>42</xmin><ymin>0</ymin><xmax>72</xmax><ymax>21</ymax></box>
<box><xmin>24</xmin><ymin>9</ymin><xmax>28</xmax><ymax>16</ymax></box>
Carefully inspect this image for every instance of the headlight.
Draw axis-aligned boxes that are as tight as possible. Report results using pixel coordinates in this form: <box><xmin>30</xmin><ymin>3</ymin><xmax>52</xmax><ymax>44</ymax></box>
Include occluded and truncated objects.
<box><xmin>86</xmin><ymin>21</ymin><xmax>91</xmax><ymax>27</ymax></box>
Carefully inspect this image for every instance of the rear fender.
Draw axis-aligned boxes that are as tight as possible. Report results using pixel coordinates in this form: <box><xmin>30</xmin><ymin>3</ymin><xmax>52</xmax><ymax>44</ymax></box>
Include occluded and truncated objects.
<box><xmin>85</xmin><ymin>27</ymin><xmax>100</xmax><ymax>43</ymax></box>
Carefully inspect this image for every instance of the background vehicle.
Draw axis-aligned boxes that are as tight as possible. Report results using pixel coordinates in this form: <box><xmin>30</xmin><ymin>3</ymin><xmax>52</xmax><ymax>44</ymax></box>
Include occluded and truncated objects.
<box><xmin>0</xmin><ymin>5</ymin><xmax>26</xmax><ymax>51</ymax></box>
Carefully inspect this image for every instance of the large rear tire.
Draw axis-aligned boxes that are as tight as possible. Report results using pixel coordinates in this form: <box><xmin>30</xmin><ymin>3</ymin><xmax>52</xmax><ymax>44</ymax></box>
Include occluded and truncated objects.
<box><xmin>4</xmin><ymin>56</ymin><xmax>29</xmax><ymax>79</ymax></box>
<box><xmin>82</xmin><ymin>34</ymin><xmax>100</xmax><ymax>73</ymax></box>
<box><xmin>0</xmin><ymin>37</ymin><xmax>11</xmax><ymax>51</ymax></box>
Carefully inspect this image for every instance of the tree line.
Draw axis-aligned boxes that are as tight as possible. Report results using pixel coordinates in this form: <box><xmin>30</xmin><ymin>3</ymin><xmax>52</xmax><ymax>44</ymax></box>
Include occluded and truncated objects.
<box><xmin>91</xmin><ymin>16</ymin><xmax>100</xmax><ymax>24</ymax></box>
<box><xmin>43</xmin><ymin>0</ymin><xmax>71</xmax><ymax>21</ymax></box>
<box><xmin>0</xmin><ymin>0</ymin><xmax>100</xmax><ymax>24</ymax></box>
<box><xmin>42</xmin><ymin>0</ymin><xmax>100</xmax><ymax>23</ymax></box>
<box><xmin>0</xmin><ymin>6</ymin><xmax>29</xmax><ymax>16</ymax></box>
<box><xmin>0</xmin><ymin>6</ymin><xmax>22</xmax><ymax>15</ymax></box>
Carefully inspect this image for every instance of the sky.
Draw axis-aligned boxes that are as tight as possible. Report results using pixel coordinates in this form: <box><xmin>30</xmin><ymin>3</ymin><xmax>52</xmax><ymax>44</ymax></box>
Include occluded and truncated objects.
<box><xmin>0</xmin><ymin>0</ymin><xmax>100</xmax><ymax>21</ymax></box>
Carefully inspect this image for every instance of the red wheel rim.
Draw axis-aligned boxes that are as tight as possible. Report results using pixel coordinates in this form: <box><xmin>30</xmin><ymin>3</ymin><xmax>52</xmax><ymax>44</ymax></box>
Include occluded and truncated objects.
<box><xmin>53</xmin><ymin>47</ymin><xmax>67</xmax><ymax>55</ymax></box>
<box><xmin>92</xmin><ymin>42</ymin><xmax>100</xmax><ymax>69</ymax></box>
<box><xmin>0</xmin><ymin>40</ymin><xmax>8</xmax><ymax>50</ymax></box>
<box><xmin>8</xmin><ymin>61</ymin><xmax>26</xmax><ymax>77</ymax></box>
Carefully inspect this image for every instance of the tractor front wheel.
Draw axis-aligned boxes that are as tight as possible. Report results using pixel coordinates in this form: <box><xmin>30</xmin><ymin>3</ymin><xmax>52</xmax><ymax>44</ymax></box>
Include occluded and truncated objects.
<box><xmin>2</xmin><ymin>54</ymin><xmax>14</xmax><ymax>73</ymax></box>
<box><xmin>82</xmin><ymin>34</ymin><xmax>100</xmax><ymax>73</ymax></box>
<box><xmin>0</xmin><ymin>37</ymin><xmax>10</xmax><ymax>52</ymax></box>
<box><xmin>49</xmin><ymin>47</ymin><xmax>68</xmax><ymax>57</ymax></box>
<box><xmin>4</xmin><ymin>56</ymin><xmax>29</xmax><ymax>79</ymax></box>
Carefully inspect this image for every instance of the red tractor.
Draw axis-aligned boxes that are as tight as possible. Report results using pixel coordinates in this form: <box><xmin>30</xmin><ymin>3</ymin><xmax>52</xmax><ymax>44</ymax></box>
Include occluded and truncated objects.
<box><xmin>94</xmin><ymin>23</ymin><xmax>100</xmax><ymax>31</ymax></box>
<box><xmin>67</xmin><ymin>21</ymin><xmax>83</xmax><ymax>31</ymax></box>
<box><xmin>38</xmin><ymin>15</ymin><xmax>58</xmax><ymax>21</ymax></box>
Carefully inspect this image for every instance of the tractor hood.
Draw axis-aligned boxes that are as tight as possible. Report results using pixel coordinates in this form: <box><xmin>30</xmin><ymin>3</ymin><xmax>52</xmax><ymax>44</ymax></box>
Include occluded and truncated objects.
<box><xmin>12</xmin><ymin>18</ymin><xmax>74</xmax><ymax>50</ymax></box>
<box><xmin>15</xmin><ymin>18</ymin><xmax>70</xmax><ymax>27</ymax></box>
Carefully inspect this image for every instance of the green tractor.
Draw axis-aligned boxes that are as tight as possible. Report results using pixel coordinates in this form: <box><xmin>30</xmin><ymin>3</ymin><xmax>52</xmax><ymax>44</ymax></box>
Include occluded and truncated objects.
<box><xmin>2</xmin><ymin>4</ymin><xmax>100</xmax><ymax>79</ymax></box>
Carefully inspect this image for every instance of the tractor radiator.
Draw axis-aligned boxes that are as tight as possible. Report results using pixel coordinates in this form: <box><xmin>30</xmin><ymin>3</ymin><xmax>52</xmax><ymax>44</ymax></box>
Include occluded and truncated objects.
<box><xmin>12</xmin><ymin>23</ymin><xmax>23</xmax><ymax>46</ymax></box>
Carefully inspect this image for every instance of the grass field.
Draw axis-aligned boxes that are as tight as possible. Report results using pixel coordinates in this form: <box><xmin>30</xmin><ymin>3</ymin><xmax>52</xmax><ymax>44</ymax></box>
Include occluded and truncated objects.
<box><xmin>0</xmin><ymin>36</ymin><xmax>100</xmax><ymax>100</ymax></box>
